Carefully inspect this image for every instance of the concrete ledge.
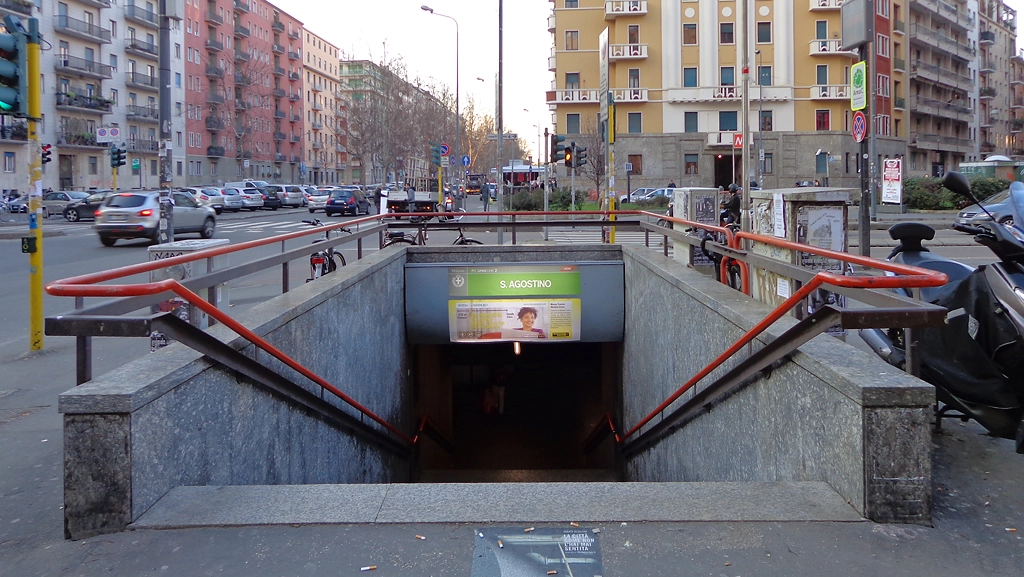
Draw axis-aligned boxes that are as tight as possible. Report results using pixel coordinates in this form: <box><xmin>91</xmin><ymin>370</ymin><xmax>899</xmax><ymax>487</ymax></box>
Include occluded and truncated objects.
<box><xmin>131</xmin><ymin>481</ymin><xmax>864</xmax><ymax>528</ymax></box>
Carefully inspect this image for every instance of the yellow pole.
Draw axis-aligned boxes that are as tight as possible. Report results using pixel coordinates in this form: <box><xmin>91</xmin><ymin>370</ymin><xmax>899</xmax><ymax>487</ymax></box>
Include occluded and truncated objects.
<box><xmin>437</xmin><ymin>166</ymin><xmax>442</xmax><ymax>207</ymax></box>
<box><xmin>112</xmin><ymin>164</ymin><xmax>118</xmax><ymax>193</ymax></box>
<box><xmin>27</xmin><ymin>19</ymin><xmax>43</xmax><ymax>351</ymax></box>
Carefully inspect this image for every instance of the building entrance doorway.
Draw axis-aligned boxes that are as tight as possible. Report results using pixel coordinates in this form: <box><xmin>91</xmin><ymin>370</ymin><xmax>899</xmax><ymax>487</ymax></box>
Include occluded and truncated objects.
<box><xmin>714</xmin><ymin>152</ymin><xmax>741</xmax><ymax>189</ymax></box>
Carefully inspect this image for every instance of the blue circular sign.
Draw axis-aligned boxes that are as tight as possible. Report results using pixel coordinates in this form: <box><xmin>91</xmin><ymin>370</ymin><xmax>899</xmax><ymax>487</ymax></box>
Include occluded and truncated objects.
<box><xmin>852</xmin><ymin>111</ymin><xmax>868</xmax><ymax>143</ymax></box>
<box><xmin>440</xmin><ymin>143</ymin><xmax>450</xmax><ymax>156</ymax></box>
<box><xmin>462</xmin><ymin>155</ymin><xmax>471</xmax><ymax>167</ymax></box>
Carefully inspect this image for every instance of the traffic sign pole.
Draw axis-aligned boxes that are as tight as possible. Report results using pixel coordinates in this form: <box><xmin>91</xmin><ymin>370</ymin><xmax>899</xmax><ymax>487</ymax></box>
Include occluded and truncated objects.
<box><xmin>26</xmin><ymin>17</ymin><xmax>43</xmax><ymax>351</ymax></box>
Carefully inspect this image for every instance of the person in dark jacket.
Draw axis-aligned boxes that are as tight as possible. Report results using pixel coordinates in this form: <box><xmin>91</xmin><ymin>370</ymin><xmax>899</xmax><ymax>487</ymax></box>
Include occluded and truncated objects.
<box><xmin>721</xmin><ymin>184</ymin><xmax>741</xmax><ymax>224</ymax></box>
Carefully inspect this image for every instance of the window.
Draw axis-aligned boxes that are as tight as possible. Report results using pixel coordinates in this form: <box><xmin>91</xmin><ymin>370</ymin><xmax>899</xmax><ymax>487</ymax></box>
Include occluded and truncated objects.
<box><xmin>3</xmin><ymin>152</ymin><xmax>13</xmax><ymax>172</ymax></box>
<box><xmin>760</xmin><ymin>110</ymin><xmax>773</xmax><ymax>131</ymax></box>
<box><xmin>109</xmin><ymin>89</ymin><xmax>117</xmax><ymax>104</ymax></box>
<box><xmin>88</xmin><ymin>156</ymin><xmax>97</xmax><ymax>175</ymax></box>
<box><xmin>876</xmin><ymin>74</ymin><xmax>890</xmax><ymax>97</ymax></box>
<box><xmin>109</xmin><ymin>54</ymin><xmax>117</xmax><ymax>70</ymax></box>
<box><xmin>177</xmin><ymin>161</ymin><xmax>183</xmax><ymax>176</ymax></box>
<box><xmin>628</xmin><ymin>68</ymin><xmax>640</xmax><ymax>88</ymax></box>
<box><xmin>565</xmin><ymin>0</ymin><xmax>578</xmax><ymax>6</ymax></box>
<box><xmin>683</xmin><ymin>23</ymin><xmax>697</xmax><ymax>45</ymax></box>
<box><xmin>756</xmin><ymin>22</ymin><xmax>771</xmax><ymax>43</ymax></box>
<box><xmin>719</xmin><ymin>111</ymin><xmax>738</xmax><ymax>131</ymax></box>
<box><xmin>816</xmin><ymin>64</ymin><xmax>828</xmax><ymax>85</ymax></box>
<box><xmin>684</xmin><ymin>111</ymin><xmax>698</xmax><ymax>132</ymax></box>
<box><xmin>627</xmin><ymin>25</ymin><xmax>639</xmax><ymax>45</ymax></box>
<box><xmin>566</xmin><ymin>113</ymin><xmax>580</xmax><ymax>134</ymax></box>
<box><xmin>761</xmin><ymin>152</ymin><xmax>773</xmax><ymax>175</ymax></box>
<box><xmin>816</xmin><ymin>151</ymin><xmax>828</xmax><ymax>174</ymax></box>
<box><xmin>684</xmin><ymin>154</ymin><xmax>698</xmax><ymax>175</ymax></box>
<box><xmin>758</xmin><ymin>65</ymin><xmax>771</xmax><ymax>86</ymax></box>
<box><xmin>175</xmin><ymin>43</ymin><xmax>181</xmax><ymax>58</ymax></box>
<box><xmin>565</xmin><ymin>72</ymin><xmax>580</xmax><ymax>90</ymax></box>
<box><xmin>175</xmin><ymin>72</ymin><xmax>181</xmax><ymax>88</ymax></box>
<box><xmin>815</xmin><ymin>110</ymin><xmax>830</xmax><ymax>130</ymax></box>
<box><xmin>151</xmin><ymin>159</ymin><xmax>158</xmax><ymax>175</ymax></box>
<box><xmin>627</xmin><ymin>112</ymin><xmax>641</xmax><ymax>133</ymax></box>
<box><xmin>627</xmin><ymin>154</ymin><xmax>642</xmax><ymax>175</ymax></box>
<box><xmin>565</xmin><ymin>30</ymin><xmax>579</xmax><ymax>51</ymax></box>
<box><xmin>815</xmin><ymin>21</ymin><xmax>827</xmax><ymax>40</ymax></box>
<box><xmin>876</xmin><ymin>34</ymin><xmax>890</xmax><ymax>58</ymax></box>
<box><xmin>877</xmin><ymin>0</ymin><xmax>889</xmax><ymax>17</ymax></box>
<box><xmin>720</xmin><ymin>67</ymin><xmax>735</xmax><ymax>86</ymax></box>
<box><xmin>683</xmin><ymin>67</ymin><xmax>697</xmax><ymax>87</ymax></box>
<box><xmin>720</xmin><ymin>22</ymin><xmax>734</xmax><ymax>44</ymax></box>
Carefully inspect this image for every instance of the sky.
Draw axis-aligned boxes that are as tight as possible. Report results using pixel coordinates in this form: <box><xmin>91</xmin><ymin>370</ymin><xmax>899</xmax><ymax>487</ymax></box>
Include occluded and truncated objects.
<box><xmin>278</xmin><ymin>0</ymin><xmax>1024</xmax><ymax>159</ymax></box>
<box><xmin>278</xmin><ymin>0</ymin><xmax>553</xmax><ymax>159</ymax></box>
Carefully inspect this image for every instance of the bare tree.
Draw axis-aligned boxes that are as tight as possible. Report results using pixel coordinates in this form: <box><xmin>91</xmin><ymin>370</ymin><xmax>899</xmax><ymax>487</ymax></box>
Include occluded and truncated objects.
<box><xmin>568</xmin><ymin>114</ymin><xmax>605</xmax><ymax>196</ymax></box>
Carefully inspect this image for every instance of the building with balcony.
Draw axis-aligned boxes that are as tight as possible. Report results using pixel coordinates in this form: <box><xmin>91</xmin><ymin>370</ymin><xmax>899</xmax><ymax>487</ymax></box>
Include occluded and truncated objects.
<box><xmin>268</xmin><ymin>8</ymin><xmax>304</xmax><ymax>183</ymax></box>
<box><xmin>972</xmin><ymin>0</ymin><xmax>1019</xmax><ymax>161</ymax></box>
<box><xmin>303</xmin><ymin>29</ymin><xmax>341</xmax><ymax>185</ymax></box>
<box><xmin>0</xmin><ymin>0</ymin><xmax>187</xmax><ymax>193</ymax></box>
<box><xmin>548</xmin><ymin>0</ymin><xmax>906</xmax><ymax>190</ymax></box>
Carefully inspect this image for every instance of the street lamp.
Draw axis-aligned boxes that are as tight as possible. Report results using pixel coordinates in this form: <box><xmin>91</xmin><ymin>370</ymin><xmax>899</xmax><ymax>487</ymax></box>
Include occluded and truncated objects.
<box><xmin>421</xmin><ymin>5</ymin><xmax>459</xmax><ymax>198</ymax></box>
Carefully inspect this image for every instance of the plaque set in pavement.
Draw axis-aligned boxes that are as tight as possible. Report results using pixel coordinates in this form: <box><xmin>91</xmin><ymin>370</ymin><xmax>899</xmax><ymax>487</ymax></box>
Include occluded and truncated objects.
<box><xmin>471</xmin><ymin>526</ymin><xmax>604</xmax><ymax>577</ymax></box>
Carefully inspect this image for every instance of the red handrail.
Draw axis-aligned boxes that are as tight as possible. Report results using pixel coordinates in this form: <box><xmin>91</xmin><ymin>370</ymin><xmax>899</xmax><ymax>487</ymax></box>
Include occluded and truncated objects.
<box><xmin>620</xmin><ymin>229</ymin><xmax>949</xmax><ymax>442</ymax></box>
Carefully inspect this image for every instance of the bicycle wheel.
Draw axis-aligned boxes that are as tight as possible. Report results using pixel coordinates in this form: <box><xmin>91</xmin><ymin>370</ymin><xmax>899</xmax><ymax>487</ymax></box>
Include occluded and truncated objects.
<box><xmin>383</xmin><ymin>237</ymin><xmax>416</xmax><ymax>248</ymax></box>
<box><xmin>455</xmin><ymin>238</ymin><xmax>483</xmax><ymax>245</ymax></box>
<box><xmin>332</xmin><ymin>251</ymin><xmax>346</xmax><ymax>268</ymax></box>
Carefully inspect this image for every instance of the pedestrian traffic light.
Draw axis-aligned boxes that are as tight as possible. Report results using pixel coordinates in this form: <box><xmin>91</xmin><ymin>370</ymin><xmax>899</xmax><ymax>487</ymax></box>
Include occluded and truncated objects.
<box><xmin>564</xmin><ymin>141</ymin><xmax>575</xmax><ymax>168</ymax></box>
<box><xmin>429</xmin><ymin>141</ymin><xmax>442</xmax><ymax>166</ymax></box>
<box><xmin>0</xmin><ymin>16</ymin><xmax>28</xmax><ymax>117</ymax></box>
<box><xmin>574</xmin><ymin>146</ymin><xmax>588</xmax><ymax>168</ymax></box>
<box><xmin>41</xmin><ymin>143</ymin><xmax>51</xmax><ymax>164</ymax></box>
<box><xmin>109</xmin><ymin>145</ymin><xmax>126</xmax><ymax>168</ymax></box>
<box><xmin>550</xmin><ymin>134</ymin><xmax>566</xmax><ymax>163</ymax></box>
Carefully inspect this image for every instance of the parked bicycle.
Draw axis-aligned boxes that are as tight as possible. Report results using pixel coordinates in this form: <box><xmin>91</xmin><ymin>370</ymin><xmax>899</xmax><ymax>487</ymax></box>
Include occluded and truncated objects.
<box><xmin>304</xmin><ymin>219</ymin><xmax>350</xmax><ymax>282</ymax></box>
<box><xmin>452</xmin><ymin>228</ymin><xmax>482</xmax><ymax>245</ymax></box>
<box><xmin>382</xmin><ymin>226</ymin><xmax>428</xmax><ymax>247</ymax></box>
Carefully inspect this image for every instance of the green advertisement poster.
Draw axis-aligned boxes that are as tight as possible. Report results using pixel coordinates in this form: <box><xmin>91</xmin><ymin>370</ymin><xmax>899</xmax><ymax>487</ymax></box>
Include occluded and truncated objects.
<box><xmin>448</xmin><ymin>299</ymin><xmax>582</xmax><ymax>342</ymax></box>
<box><xmin>448</xmin><ymin>265</ymin><xmax>581</xmax><ymax>297</ymax></box>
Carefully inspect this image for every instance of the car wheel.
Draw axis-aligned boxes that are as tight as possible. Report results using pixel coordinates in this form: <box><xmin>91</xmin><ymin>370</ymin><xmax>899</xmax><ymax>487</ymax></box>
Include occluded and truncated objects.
<box><xmin>99</xmin><ymin>235</ymin><xmax>116</xmax><ymax>247</ymax></box>
<box><xmin>64</xmin><ymin>208</ymin><xmax>80</xmax><ymax>222</ymax></box>
<box><xmin>200</xmin><ymin>218</ymin><xmax>215</xmax><ymax>239</ymax></box>
<box><xmin>271</xmin><ymin>206</ymin><xmax>278</xmax><ymax>211</ymax></box>
<box><xmin>215</xmin><ymin>208</ymin><xmax>223</xmax><ymax>215</ymax></box>
<box><xmin>309</xmin><ymin>208</ymin><xmax>316</xmax><ymax>213</ymax></box>
<box><xmin>999</xmin><ymin>216</ymin><xmax>1014</xmax><ymax>227</ymax></box>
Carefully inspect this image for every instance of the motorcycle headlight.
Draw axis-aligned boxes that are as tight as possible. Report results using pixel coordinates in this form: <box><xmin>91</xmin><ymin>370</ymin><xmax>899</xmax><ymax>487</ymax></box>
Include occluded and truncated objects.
<box><xmin>1004</xmin><ymin>223</ymin><xmax>1024</xmax><ymax>242</ymax></box>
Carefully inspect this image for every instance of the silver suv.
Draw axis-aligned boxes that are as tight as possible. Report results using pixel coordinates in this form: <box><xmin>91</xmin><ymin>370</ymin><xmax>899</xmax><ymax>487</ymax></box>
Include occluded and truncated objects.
<box><xmin>94</xmin><ymin>190</ymin><xmax>216</xmax><ymax>246</ymax></box>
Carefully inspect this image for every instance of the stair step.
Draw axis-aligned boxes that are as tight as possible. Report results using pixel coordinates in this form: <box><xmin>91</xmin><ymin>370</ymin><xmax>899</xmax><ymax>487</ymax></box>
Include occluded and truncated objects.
<box><xmin>419</xmin><ymin>469</ymin><xmax>620</xmax><ymax>483</ymax></box>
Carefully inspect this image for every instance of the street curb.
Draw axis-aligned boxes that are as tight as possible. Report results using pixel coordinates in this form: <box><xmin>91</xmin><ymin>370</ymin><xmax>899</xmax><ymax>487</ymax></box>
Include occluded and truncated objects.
<box><xmin>0</xmin><ymin>228</ymin><xmax>66</xmax><ymax>240</ymax></box>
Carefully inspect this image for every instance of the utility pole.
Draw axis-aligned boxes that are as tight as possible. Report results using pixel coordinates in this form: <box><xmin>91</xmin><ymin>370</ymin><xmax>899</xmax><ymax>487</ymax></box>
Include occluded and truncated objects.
<box><xmin>738</xmin><ymin>0</ymin><xmax>750</xmax><ymax>232</ymax></box>
<box><xmin>157</xmin><ymin>0</ymin><xmax>175</xmax><ymax>243</ymax></box>
<box><xmin>496</xmin><ymin>0</ymin><xmax>505</xmax><ymax>246</ymax></box>
<box><xmin>858</xmin><ymin>43</ymin><xmax>871</xmax><ymax>257</ymax></box>
<box><xmin>543</xmin><ymin>127</ymin><xmax>549</xmax><ymax>241</ymax></box>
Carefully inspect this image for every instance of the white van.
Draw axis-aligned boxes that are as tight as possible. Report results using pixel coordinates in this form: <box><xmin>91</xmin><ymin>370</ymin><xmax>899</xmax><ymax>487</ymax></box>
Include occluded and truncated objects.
<box><xmin>264</xmin><ymin>184</ymin><xmax>306</xmax><ymax>207</ymax></box>
<box><xmin>223</xmin><ymin>180</ymin><xmax>269</xmax><ymax>192</ymax></box>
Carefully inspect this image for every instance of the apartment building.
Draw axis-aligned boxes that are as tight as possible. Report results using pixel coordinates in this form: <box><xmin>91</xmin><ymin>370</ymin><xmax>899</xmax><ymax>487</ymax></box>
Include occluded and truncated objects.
<box><xmin>183</xmin><ymin>0</ymin><xmax>301</xmax><ymax>185</ymax></box>
<box><xmin>974</xmin><ymin>0</ymin><xmax>1018</xmax><ymax>160</ymax></box>
<box><xmin>302</xmin><ymin>29</ymin><xmax>342</xmax><ymax>185</ymax></box>
<box><xmin>0</xmin><ymin>0</ymin><xmax>187</xmax><ymax>194</ymax></box>
<box><xmin>1011</xmin><ymin>49</ymin><xmax>1024</xmax><ymax>154</ymax></box>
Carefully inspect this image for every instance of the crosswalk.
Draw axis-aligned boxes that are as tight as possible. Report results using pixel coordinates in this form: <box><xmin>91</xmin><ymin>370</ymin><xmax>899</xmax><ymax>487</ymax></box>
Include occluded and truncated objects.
<box><xmin>546</xmin><ymin>229</ymin><xmax>675</xmax><ymax>257</ymax></box>
<box><xmin>216</xmin><ymin>220</ymin><xmax>316</xmax><ymax>233</ymax></box>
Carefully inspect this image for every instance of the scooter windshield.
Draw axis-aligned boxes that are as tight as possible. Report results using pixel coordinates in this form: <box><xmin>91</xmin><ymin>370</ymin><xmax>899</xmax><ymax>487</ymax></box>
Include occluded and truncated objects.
<box><xmin>1009</xmin><ymin>181</ymin><xmax>1024</xmax><ymax>237</ymax></box>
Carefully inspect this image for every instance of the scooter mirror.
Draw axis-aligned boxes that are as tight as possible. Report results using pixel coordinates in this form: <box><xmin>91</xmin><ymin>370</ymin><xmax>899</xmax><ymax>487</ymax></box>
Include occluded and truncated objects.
<box><xmin>942</xmin><ymin>171</ymin><xmax>974</xmax><ymax>200</ymax></box>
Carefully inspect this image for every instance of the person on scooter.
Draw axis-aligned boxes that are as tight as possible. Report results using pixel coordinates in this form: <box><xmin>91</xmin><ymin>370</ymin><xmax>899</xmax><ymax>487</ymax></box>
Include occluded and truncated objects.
<box><xmin>721</xmin><ymin>184</ymin><xmax>741</xmax><ymax>225</ymax></box>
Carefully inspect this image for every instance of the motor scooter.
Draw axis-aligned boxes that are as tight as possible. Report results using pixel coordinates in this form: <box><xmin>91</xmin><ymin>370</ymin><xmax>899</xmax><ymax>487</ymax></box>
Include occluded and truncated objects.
<box><xmin>859</xmin><ymin>172</ymin><xmax>1024</xmax><ymax>453</ymax></box>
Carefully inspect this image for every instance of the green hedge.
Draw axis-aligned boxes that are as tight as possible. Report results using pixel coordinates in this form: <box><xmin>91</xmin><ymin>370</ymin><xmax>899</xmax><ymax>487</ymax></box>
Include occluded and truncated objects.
<box><xmin>903</xmin><ymin>176</ymin><xmax>1009</xmax><ymax>210</ymax></box>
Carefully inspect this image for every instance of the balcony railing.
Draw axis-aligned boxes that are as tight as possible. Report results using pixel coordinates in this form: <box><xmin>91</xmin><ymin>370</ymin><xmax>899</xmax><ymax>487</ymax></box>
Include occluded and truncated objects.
<box><xmin>1012</xmin><ymin>98</ymin><xmax>1024</xmax><ymax>109</ymax></box>
<box><xmin>207</xmin><ymin>145</ymin><xmax>225</xmax><ymax>157</ymax></box>
<box><xmin>0</xmin><ymin>120</ymin><xmax>28</xmax><ymax>141</ymax></box>
<box><xmin>206</xmin><ymin>117</ymin><xmax>225</xmax><ymax>131</ymax></box>
<box><xmin>55</xmin><ymin>15</ymin><xmax>112</xmax><ymax>43</ymax></box>
<box><xmin>275</xmin><ymin>153</ymin><xmax>287</xmax><ymax>162</ymax></box>
<box><xmin>808</xmin><ymin>0</ymin><xmax>842</xmax><ymax>9</ymax></box>
<box><xmin>713</xmin><ymin>85</ymin><xmax>739</xmax><ymax>100</ymax></box>
<box><xmin>908</xmin><ymin>95</ymin><xmax>972</xmax><ymax>122</ymax></box>
<box><xmin>273</xmin><ymin>132</ymin><xmax>287</xmax><ymax>141</ymax></box>
<box><xmin>312</xmin><ymin>121</ymin><xmax>323</xmax><ymax>130</ymax></box>
<box><xmin>290</xmin><ymin>134</ymin><xmax>301</xmax><ymax>142</ymax></box>
<box><xmin>125</xmin><ymin>4</ymin><xmax>159</xmax><ymax>27</ymax></box>
<box><xmin>291</xmin><ymin>155</ymin><xmax>301</xmax><ymax>163</ymax></box>
<box><xmin>311</xmin><ymin>82</ymin><xmax>324</xmax><ymax>92</ymax></box>
<box><xmin>126</xmin><ymin>38</ymin><xmax>159</xmax><ymax>58</ymax></box>
<box><xmin>126</xmin><ymin>139</ymin><xmax>159</xmax><ymax>152</ymax></box>
<box><xmin>910</xmin><ymin>23</ymin><xmax>974</xmax><ymax>59</ymax></box>
<box><xmin>979</xmin><ymin>30</ymin><xmax>996</xmax><ymax>45</ymax></box>
<box><xmin>290</xmin><ymin>114</ymin><xmax>301</xmax><ymax>123</ymax></box>
<box><xmin>206</xmin><ymin>93</ymin><xmax>225</xmax><ymax>105</ymax></box>
<box><xmin>1011</xmin><ymin>75</ymin><xmax>1024</xmax><ymax>86</ymax></box>
<box><xmin>605</xmin><ymin>1</ymin><xmax>647</xmax><ymax>17</ymax></box>
<box><xmin>289</xmin><ymin>71</ymin><xmax>301</xmax><ymax>81</ymax></box>
<box><xmin>910</xmin><ymin>59</ymin><xmax>972</xmax><ymax>90</ymax></box>
<box><xmin>272</xmin><ymin>19</ymin><xmax>284</xmax><ymax>32</ymax></box>
<box><xmin>272</xmin><ymin>88</ymin><xmax>286</xmax><ymax>98</ymax></box>
<box><xmin>810</xmin><ymin>84</ymin><xmax>849</xmax><ymax>99</ymax></box>
<box><xmin>233</xmin><ymin>0</ymin><xmax>249</xmax><ymax>13</ymax></box>
<box><xmin>546</xmin><ymin>88</ymin><xmax>600</xmax><ymax>103</ymax></box>
<box><xmin>57</xmin><ymin>131</ymin><xmax>105</xmax><ymax>148</ymax></box>
<box><xmin>312</xmin><ymin>101</ymin><xmax>323</xmax><ymax>111</ymax></box>
<box><xmin>312</xmin><ymin>140</ymin><xmax>323</xmax><ymax>150</ymax></box>
<box><xmin>205</xmin><ymin>11</ymin><xmax>224</xmax><ymax>26</ymax></box>
<box><xmin>809</xmin><ymin>38</ymin><xmax>857</xmax><ymax>56</ymax></box>
<box><xmin>234</xmin><ymin>24</ymin><xmax>250</xmax><ymax>38</ymax></box>
<box><xmin>288</xmin><ymin>50</ymin><xmax>301</xmax><ymax>61</ymax></box>
<box><xmin>609</xmin><ymin>43</ymin><xmax>648</xmax><ymax>59</ymax></box>
<box><xmin>980</xmin><ymin>87</ymin><xmax>998</xmax><ymax>98</ymax></box>
<box><xmin>0</xmin><ymin>0</ymin><xmax>33</xmax><ymax>17</ymax></box>
<box><xmin>288</xmin><ymin>30</ymin><xmax>300</xmax><ymax>40</ymax></box>
<box><xmin>205</xmin><ymin>65</ymin><xmax>226</xmax><ymax>79</ymax></box>
<box><xmin>126</xmin><ymin>104</ymin><xmax>159</xmax><ymax>121</ymax></box>
<box><xmin>273</xmin><ymin>66</ymin><xmax>286</xmax><ymax>76</ymax></box>
<box><xmin>126</xmin><ymin>71</ymin><xmax>158</xmax><ymax>89</ymax></box>
<box><xmin>55</xmin><ymin>92</ymin><xmax>113</xmax><ymax>113</ymax></box>
<box><xmin>234</xmin><ymin>72</ymin><xmax>251</xmax><ymax>85</ymax></box>
<box><xmin>894</xmin><ymin>96</ymin><xmax>906</xmax><ymax>109</ymax></box>
<box><xmin>611</xmin><ymin>88</ymin><xmax>648</xmax><ymax>102</ymax></box>
<box><xmin>235</xmin><ymin>100</ymin><xmax>250</xmax><ymax>110</ymax></box>
<box><xmin>980</xmin><ymin>59</ymin><xmax>997</xmax><ymax>73</ymax></box>
<box><xmin>274</xmin><ymin>109</ymin><xmax>286</xmax><ymax>119</ymax></box>
<box><xmin>893</xmin><ymin>19</ymin><xmax>906</xmax><ymax>34</ymax></box>
<box><xmin>272</xmin><ymin>43</ymin><xmax>284</xmax><ymax>54</ymax></box>
<box><xmin>893</xmin><ymin>57</ymin><xmax>906</xmax><ymax>72</ymax></box>
<box><xmin>206</xmin><ymin>39</ymin><xmax>224</xmax><ymax>52</ymax></box>
<box><xmin>234</xmin><ymin>50</ymin><xmax>251</xmax><ymax>62</ymax></box>
<box><xmin>289</xmin><ymin>92</ymin><xmax>301</xmax><ymax>101</ymax></box>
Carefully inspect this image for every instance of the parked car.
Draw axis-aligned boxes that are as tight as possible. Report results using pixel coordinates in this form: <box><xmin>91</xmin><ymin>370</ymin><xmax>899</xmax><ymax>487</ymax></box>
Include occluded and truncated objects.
<box><xmin>64</xmin><ymin>191</ymin><xmax>116</xmax><ymax>222</ymax></box>
<box><xmin>182</xmin><ymin>187</ymin><xmax>225</xmax><ymax>214</ymax></box>
<box><xmin>233</xmin><ymin>187</ymin><xmax>264</xmax><ymax>211</ymax></box>
<box><xmin>220</xmin><ymin>187</ymin><xmax>244</xmax><ymax>212</ymax></box>
<box><xmin>324</xmin><ymin>188</ymin><xmax>371</xmax><ymax>216</ymax></box>
<box><xmin>636</xmin><ymin>188</ymin><xmax>673</xmax><ymax>202</ymax></box>
<box><xmin>306</xmin><ymin>187</ymin><xmax>334</xmax><ymax>213</ymax></box>
<box><xmin>36</xmin><ymin>190</ymin><xmax>89</xmax><ymax>218</ymax></box>
<box><xmin>259</xmin><ymin>187</ymin><xmax>282</xmax><ymax>210</ymax></box>
<box><xmin>956</xmin><ymin>188</ymin><xmax>1017</xmax><ymax>228</ymax></box>
<box><xmin>94</xmin><ymin>191</ymin><xmax>216</xmax><ymax>246</ymax></box>
<box><xmin>265</xmin><ymin>184</ymin><xmax>306</xmax><ymax>207</ymax></box>
<box><xmin>618</xmin><ymin>188</ymin><xmax>658</xmax><ymax>205</ymax></box>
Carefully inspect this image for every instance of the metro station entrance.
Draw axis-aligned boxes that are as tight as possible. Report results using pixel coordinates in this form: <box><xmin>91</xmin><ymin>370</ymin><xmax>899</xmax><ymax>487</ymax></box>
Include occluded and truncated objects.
<box><xmin>413</xmin><ymin>341</ymin><xmax>620</xmax><ymax>482</ymax></box>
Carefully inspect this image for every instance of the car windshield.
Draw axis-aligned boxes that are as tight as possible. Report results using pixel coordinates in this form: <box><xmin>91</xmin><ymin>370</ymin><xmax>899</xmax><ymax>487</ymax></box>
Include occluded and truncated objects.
<box><xmin>67</xmin><ymin>191</ymin><xmax>90</xmax><ymax>199</ymax></box>
<box><xmin>982</xmin><ymin>190</ymin><xmax>1011</xmax><ymax>205</ymax></box>
<box><xmin>331</xmin><ymin>191</ymin><xmax>353</xmax><ymax>199</ymax></box>
<box><xmin>104</xmin><ymin>194</ymin><xmax>147</xmax><ymax>208</ymax></box>
<box><xmin>222</xmin><ymin>189</ymin><xmax>239</xmax><ymax>196</ymax></box>
<box><xmin>201</xmin><ymin>188</ymin><xmax>221</xmax><ymax>196</ymax></box>
<box><xmin>86</xmin><ymin>193</ymin><xmax>107</xmax><ymax>203</ymax></box>
<box><xmin>242</xmin><ymin>188</ymin><xmax>259</xmax><ymax>195</ymax></box>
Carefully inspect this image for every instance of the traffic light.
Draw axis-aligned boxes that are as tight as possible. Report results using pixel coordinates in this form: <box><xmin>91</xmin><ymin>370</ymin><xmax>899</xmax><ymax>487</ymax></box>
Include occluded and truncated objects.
<box><xmin>574</xmin><ymin>145</ymin><xmax>588</xmax><ymax>168</ymax></box>
<box><xmin>564</xmin><ymin>141</ymin><xmax>575</xmax><ymax>168</ymax></box>
<box><xmin>550</xmin><ymin>134</ymin><xmax>566</xmax><ymax>163</ymax></box>
<box><xmin>429</xmin><ymin>141</ymin><xmax>442</xmax><ymax>166</ymax></box>
<box><xmin>41</xmin><ymin>143</ymin><xmax>51</xmax><ymax>164</ymax></box>
<box><xmin>0</xmin><ymin>15</ymin><xmax>28</xmax><ymax>117</ymax></box>
<box><xmin>109</xmin><ymin>145</ymin><xmax>126</xmax><ymax>168</ymax></box>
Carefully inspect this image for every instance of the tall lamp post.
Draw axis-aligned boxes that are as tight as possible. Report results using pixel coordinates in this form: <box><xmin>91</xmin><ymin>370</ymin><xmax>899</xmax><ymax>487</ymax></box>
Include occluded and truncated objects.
<box><xmin>421</xmin><ymin>5</ymin><xmax>459</xmax><ymax>199</ymax></box>
<box><xmin>755</xmin><ymin>49</ymin><xmax>764</xmax><ymax>188</ymax></box>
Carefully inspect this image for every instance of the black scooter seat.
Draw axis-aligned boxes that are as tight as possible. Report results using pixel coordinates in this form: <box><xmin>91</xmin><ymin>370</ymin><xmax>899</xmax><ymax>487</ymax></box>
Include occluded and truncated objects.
<box><xmin>895</xmin><ymin>251</ymin><xmax>975</xmax><ymax>301</ymax></box>
<box><xmin>889</xmin><ymin>222</ymin><xmax>936</xmax><ymax>242</ymax></box>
